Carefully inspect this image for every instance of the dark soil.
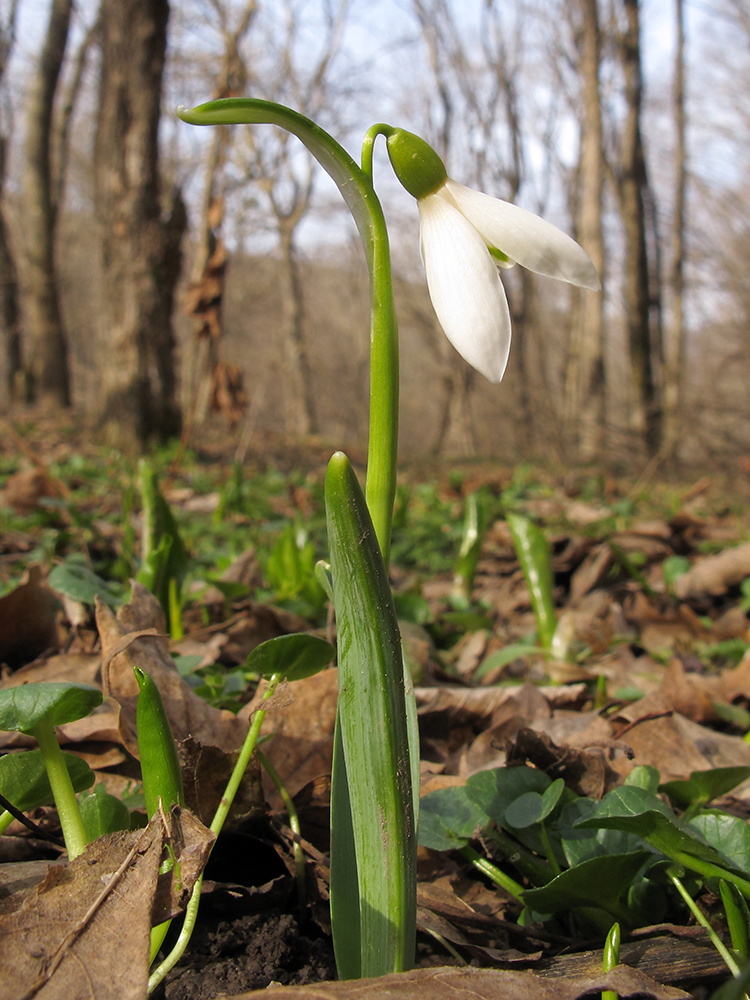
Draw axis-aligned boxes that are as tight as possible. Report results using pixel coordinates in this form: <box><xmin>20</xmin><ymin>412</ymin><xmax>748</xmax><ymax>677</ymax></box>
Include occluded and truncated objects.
<box><xmin>159</xmin><ymin>904</ymin><xmax>336</xmax><ymax>1000</ymax></box>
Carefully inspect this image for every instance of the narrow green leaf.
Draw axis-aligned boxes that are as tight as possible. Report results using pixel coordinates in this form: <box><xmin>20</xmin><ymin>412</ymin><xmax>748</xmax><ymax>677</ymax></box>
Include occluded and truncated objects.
<box><xmin>325</xmin><ymin>451</ymin><xmax>416</xmax><ymax>978</ymax></box>
<box><xmin>135</xmin><ymin>666</ymin><xmax>185</xmax><ymax>819</ymax></box>
<box><xmin>137</xmin><ymin>460</ymin><xmax>188</xmax><ymax>619</ymax></box>
<box><xmin>721</xmin><ymin>880</ymin><xmax>750</xmax><ymax>959</ymax></box>
<box><xmin>506</xmin><ymin>513</ymin><xmax>557</xmax><ymax>650</ymax></box>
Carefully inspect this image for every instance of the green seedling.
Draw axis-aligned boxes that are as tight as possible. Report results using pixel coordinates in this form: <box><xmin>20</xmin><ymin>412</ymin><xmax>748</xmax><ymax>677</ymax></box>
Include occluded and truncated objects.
<box><xmin>135</xmin><ymin>666</ymin><xmax>185</xmax><ymax>820</ymax></box>
<box><xmin>136</xmin><ymin>460</ymin><xmax>188</xmax><ymax>638</ymax></box>
<box><xmin>0</xmin><ymin>748</ymin><xmax>95</xmax><ymax>835</ymax></box>
<box><xmin>721</xmin><ymin>880</ymin><xmax>750</xmax><ymax>960</ymax></box>
<box><xmin>451</xmin><ymin>492</ymin><xmax>486</xmax><ymax>609</ymax></box>
<box><xmin>263</xmin><ymin>520</ymin><xmax>327</xmax><ymax>618</ymax></box>
<box><xmin>135</xmin><ymin>664</ymin><xmax>186</xmax><ymax>962</ymax></box>
<box><xmin>0</xmin><ymin>682</ymin><xmax>103</xmax><ymax>858</ymax></box>
<box><xmin>602</xmin><ymin>921</ymin><xmax>621</xmax><ymax>1000</ymax></box>
<box><xmin>506</xmin><ymin>513</ymin><xmax>557</xmax><ymax>651</ymax></box>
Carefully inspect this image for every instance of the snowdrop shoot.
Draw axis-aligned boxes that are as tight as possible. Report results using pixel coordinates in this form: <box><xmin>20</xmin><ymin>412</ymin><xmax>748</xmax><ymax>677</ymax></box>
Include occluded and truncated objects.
<box><xmin>176</xmin><ymin>99</ymin><xmax>601</xmax><ymax>983</ymax></box>
<box><xmin>375</xmin><ymin>126</ymin><xmax>601</xmax><ymax>383</ymax></box>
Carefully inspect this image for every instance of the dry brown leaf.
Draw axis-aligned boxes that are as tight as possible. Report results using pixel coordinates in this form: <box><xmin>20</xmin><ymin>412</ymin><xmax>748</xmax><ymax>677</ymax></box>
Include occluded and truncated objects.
<box><xmin>0</xmin><ymin>807</ymin><xmax>212</xmax><ymax>1000</ymax></box>
<box><xmin>0</xmin><ymin>818</ymin><xmax>162</xmax><ymax>1000</ymax></box>
<box><xmin>506</xmin><ymin>728</ymin><xmax>621</xmax><ymax>799</ymax></box>
<box><xmin>217</xmin><ymin>964</ymin><xmax>690</xmax><ymax>999</ymax></box>
<box><xmin>612</xmin><ymin>704</ymin><xmax>750</xmax><ymax>782</ymax></box>
<box><xmin>180</xmin><ymin>737</ymin><xmax>265</xmax><ymax>829</ymax></box>
<box><xmin>221</xmin><ymin>602</ymin><xmax>313</xmax><ymax>664</ymax></box>
<box><xmin>0</xmin><ymin>567</ymin><xmax>61</xmax><ymax>669</ymax></box>
<box><xmin>241</xmin><ymin>669</ymin><xmax>339</xmax><ymax>808</ymax></box>
<box><xmin>569</xmin><ymin>545</ymin><xmax>614</xmax><ymax>603</ymax></box>
<box><xmin>0</xmin><ymin>468</ymin><xmax>59</xmax><ymax>514</ymax></box>
<box><xmin>1</xmin><ymin>651</ymin><xmax>100</xmax><ymax>687</ymax></box>
<box><xmin>674</xmin><ymin>541</ymin><xmax>750</xmax><ymax>599</ymax></box>
<box><xmin>96</xmin><ymin>583</ymin><xmax>247</xmax><ymax>756</ymax></box>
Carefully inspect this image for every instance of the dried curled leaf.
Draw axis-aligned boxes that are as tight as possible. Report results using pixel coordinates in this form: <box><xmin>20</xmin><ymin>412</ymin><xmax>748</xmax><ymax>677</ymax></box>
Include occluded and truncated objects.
<box><xmin>216</xmin><ymin>963</ymin><xmax>690</xmax><ymax>999</ymax></box>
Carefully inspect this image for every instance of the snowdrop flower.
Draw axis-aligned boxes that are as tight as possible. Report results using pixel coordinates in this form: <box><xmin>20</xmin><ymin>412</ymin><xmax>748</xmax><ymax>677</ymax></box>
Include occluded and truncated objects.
<box><xmin>385</xmin><ymin>128</ymin><xmax>600</xmax><ymax>383</ymax></box>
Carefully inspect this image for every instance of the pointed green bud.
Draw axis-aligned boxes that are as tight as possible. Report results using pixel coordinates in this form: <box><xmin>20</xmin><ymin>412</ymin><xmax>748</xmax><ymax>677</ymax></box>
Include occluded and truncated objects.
<box><xmin>386</xmin><ymin>129</ymin><xmax>447</xmax><ymax>200</ymax></box>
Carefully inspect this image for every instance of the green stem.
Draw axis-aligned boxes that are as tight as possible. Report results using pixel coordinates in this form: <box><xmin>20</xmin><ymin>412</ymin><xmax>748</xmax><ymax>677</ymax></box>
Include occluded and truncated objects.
<box><xmin>672</xmin><ymin>851</ymin><xmax>750</xmax><ymax>901</ymax></box>
<box><xmin>486</xmin><ymin>826</ymin><xmax>554</xmax><ymax>886</ymax></box>
<box><xmin>33</xmin><ymin>721</ymin><xmax>87</xmax><ymax>860</ymax></box>
<box><xmin>460</xmin><ymin>845</ymin><xmax>524</xmax><ymax>902</ymax></box>
<box><xmin>148</xmin><ymin>674</ymin><xmax>282</xmax><ymax>993</ymax></box>
<box><xmin>0</xmin><ymin>810</ymin><xmax>13</xmax><ymax>835</ymax></box>
<box><xmin>539</xmin><ymin>820</ymin><xmax>561</xmax><ymax>877</ymax></box>
<box><xmin>258</xmin><ymin>748</ymin><xmax>306</xmax><ymax>910</ymax></box>
<box><xmin>670</xmin><ymin>873</ymin><xmax>741</xmax><ymax>978</ymax></box>
<box><xmin>178</xmin><ymin>99</ymin><xmax>399</xmax><ymax>567</ymax></box>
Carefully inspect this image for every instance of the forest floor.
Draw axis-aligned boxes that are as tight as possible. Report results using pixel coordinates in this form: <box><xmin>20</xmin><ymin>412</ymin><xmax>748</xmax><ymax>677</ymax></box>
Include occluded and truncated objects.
<box><xmin>2</xmin><ymin>415</ymin><xmax>750</xmax><ymax>999</ymax></box>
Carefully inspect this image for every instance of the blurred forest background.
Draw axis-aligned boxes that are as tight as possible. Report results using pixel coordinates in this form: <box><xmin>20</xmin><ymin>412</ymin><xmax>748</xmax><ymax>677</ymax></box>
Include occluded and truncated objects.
<box><xmin>0</xmin><ymin>0</ymin><xmax>747</xmax><ymax>467</ymax></box>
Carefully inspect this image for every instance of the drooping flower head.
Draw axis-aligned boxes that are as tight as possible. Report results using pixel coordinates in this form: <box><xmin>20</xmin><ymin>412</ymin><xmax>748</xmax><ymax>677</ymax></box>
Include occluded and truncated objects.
<box><xmin>384</xmin><ymin>128</ymin><xmax>600</xmax><ymax>384</ymax></box>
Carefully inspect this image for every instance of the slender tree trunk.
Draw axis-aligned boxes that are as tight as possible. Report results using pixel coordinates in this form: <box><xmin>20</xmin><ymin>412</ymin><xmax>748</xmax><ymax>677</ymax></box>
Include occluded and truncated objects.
<box><xmin>277</xmin><ymin>220</ymin><xmax>318</xmax><ymax>436</ymax></box>
<box><xmin>94</xmin><ymin>0</ymin><xmax>185</xmax><ymax>446</ymax></box>
<box><xmin>0</xmin><ymin>3</ymin><xmax>20</xmax><ymax>401</ymax></box>
<box><xmin>662</xmin><ymin>0</ymin><xmax>686</xmax><ymax>459</ymax></box>
<box><xmin>23</xmin><ymin>0</ymin><xmax>72</xmax><ymax>408</ymax></box>
<box><xmin>185</xmin><ymin>1</ymin><xmax>256</xmax><ymax>431</ymax></box>
<box><xmin>617</xmin><ymin>0</ymin><xmax>661</xmax><ymax>455</ymax></box>
<box><xmin>434</xmin><ymin>364</ymin><xmax>477</xmax><ymax>456</ymax></box>
<box><xmin>567</xmin><ymin>0</ymin><xmax>606</xmax><ymax>461</ymax></box>
<box><xmin>0</xmin><ymin>136</ymin><xmax>20</xmax><ymax>401</ymax></box>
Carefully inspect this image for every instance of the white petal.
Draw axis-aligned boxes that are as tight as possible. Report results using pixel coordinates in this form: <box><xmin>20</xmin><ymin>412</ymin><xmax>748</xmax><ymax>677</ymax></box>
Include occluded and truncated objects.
<box><xmin>419</xmin><ymin>192</ymin><xmax>511</xmax><ymax>383</ymax></box>
<box><xmin>443</xmin><ymin>179</ymin><xmax>601</xmax><ymax>292</ymax></box>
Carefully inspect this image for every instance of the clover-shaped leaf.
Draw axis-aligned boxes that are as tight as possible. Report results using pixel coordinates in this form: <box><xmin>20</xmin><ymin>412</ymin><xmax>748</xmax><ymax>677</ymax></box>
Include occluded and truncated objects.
<box><xmin>466</xmin><ymin>764</ymin><xmax>550</xmax><ymax>825</ymax></box>
<box><xmin>418</xmin><ymin>785</ymin><xmax>489</xmax><ymax>851</ymax></box>
<box><xmin>661</xmin><ymin>766</ymin><xmax>750</xmax><ymax>813</ymax></box>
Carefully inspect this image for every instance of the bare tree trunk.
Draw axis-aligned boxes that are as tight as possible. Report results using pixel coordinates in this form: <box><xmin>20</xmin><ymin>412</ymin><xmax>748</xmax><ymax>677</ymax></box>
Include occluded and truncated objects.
<box><xmin>277</xmin><ymin>219</ymin><xmax>318</xmax><ymax>436</ymax></box>
<box><xmin>433</xmin><ymin>365</ymin><xmax>477</xmax><ymax>456</ymax></box>
<box><xmin>185</xmin><ymin>0</ymin><xmax>256</xmax><ymax>431</ymax></box>
<box><xmin>0</xmin><ymin>135</ymin><xmax>20</xmax><ymax>400</ymax></box>
<box><xmin>94</xmin><ymin>0</ymin><xmax>185</xmax><ymax>447</ymax></box>
<box><xmin>23</xmin><ymin>0</ymin><xmax>72</xmax><ymax>409</ymax></box>
<box><xmin>617</xmin><ymin>0</ymin><xmax>661</xmax><ymax>455</ymax></box>
<box><xmin>566</xmin><ymin>0</ymin><xmax>606</xmax><ymax>461</ymax></box>
<box><xmin>0</xmin><ymin>1</ymin><xmax>21</xmax><ymax>401</ymax></box>
<box><xmin>662</xmin><ymin>0</ymin><xmax>686</xmax><ymax>460</ymax></box>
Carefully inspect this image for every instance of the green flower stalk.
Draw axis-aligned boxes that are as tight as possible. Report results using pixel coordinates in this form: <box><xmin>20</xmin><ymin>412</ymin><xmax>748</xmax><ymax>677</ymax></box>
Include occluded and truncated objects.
<box><xmin>177</xmin><ymin>100</ymin><xmax>399</xmax><ymax>566</ymax></box>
